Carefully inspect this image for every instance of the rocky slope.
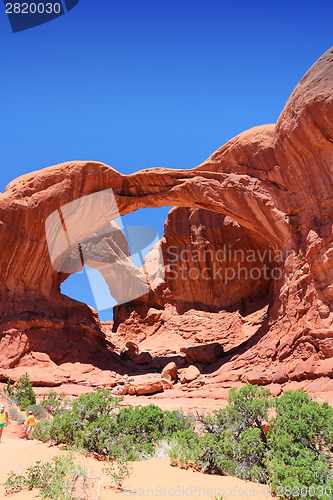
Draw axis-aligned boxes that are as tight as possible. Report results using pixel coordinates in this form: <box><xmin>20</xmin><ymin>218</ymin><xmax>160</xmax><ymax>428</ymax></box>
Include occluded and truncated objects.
<box><xmin>0</xmin><ymin>48</ymin><xmax>333</xmax><ymax>396</ymax></box>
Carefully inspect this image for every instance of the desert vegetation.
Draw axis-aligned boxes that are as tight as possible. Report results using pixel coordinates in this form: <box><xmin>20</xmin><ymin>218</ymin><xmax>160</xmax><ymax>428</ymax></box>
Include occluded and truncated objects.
<box><xmin>34</xmin><ymin>388</ymin><xmax>195</xmax><ymax>459</ymax></box>
<box><xmin>4</xmin><ymin>372</ymin><xmax>36</xmax><ymax>410</ymax></box>
<box><xmin>2</xmin><ymin>380</ymin><xmax>333</xmax><ymax>499</ymax></box>
<box><xmin>4</xmin><ymin>452</ymin><xmax>101</xmax><ymax>499</ymax></box>
<box><xmin>170</xmin><ymin>385</ymin><xmax>333</xmax><ymax>499</ymax></box>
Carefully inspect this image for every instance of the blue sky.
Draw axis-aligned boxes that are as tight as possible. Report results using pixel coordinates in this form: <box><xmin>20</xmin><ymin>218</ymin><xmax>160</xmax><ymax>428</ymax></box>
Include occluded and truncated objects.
<box><xmin>1</xmin><ymin>0</ymin><xmax>333</xmax><ymax>320</ymax></box>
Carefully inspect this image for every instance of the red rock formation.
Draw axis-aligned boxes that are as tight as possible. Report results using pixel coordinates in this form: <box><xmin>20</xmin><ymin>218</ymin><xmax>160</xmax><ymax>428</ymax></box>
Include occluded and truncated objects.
<box><xmin>0</xmin><ymin>48</ymin><xmax>333</xmax><ymax>390</ymax></box>
<box><xmin>179</xmin><ymin>365</ymin><xmax>201</xmax><ymax>384</ymax></box>
<box><xmin>161</xmin><ymin>362</ymin><xmax>178</xmax><ymax>382</ymax></box>
<box><xmin>185</xmin><ymin>343</ymin><xmax>223</xmax><ymax>365</ymax></box>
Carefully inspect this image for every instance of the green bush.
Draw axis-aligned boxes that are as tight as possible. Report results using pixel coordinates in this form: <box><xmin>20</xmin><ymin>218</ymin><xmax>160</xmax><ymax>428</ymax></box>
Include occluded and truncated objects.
<box><xmin>33</xmin><ymin>420</ymin><xmax>52</xmax><ymax>443</ymax></box>
<box><xmin>4</xmin><ymin>373</ymin><xmax>36</xmax><ymax>410</ymax></box>
<box><xmin>169</xmin><ymin>428</ymin><xmax>200</xmax><ymax>467</ymax></box>
<box><xmin>116</xmin><ymin>404</ymin><xmax>165</xmax><ymax>455</ymax></box>
<box><xmin>169</xmin><ymin>385</ymin><xmax>333</xmax><ymax>496</ymax></box>
<box><xmin>41</xmin><ymin>390</ymin><xmax>68</xmax><ymax>415</ymax></box>
<box><xmin>194</xmin><ymin>384</ymin><xmax>271</xmax><ymax>482</ymax></box>
<box><xmin>102</xmin><ymin>455</ymin><xmax>133</xmax><ymax>490</ymax></box>
<box><xmin>164</xmin><ymin>409</ymin><xmax>195</xmax><ymax>435</ymax></box>
<box><xmin>267</xmin><ymin>390</ymin><xmax>333</xmax><ymax>499</ymax></box>
<box><xmin>4</xmin><ymin>453</ymin><xmax>97</xmax><ymax>499</ymax></box>
<box><xmin>35</xmin><ymin>391</ymin><xmax>193</xmax><ymax>460</ymax></box>
<box><xmin>4</xmin><ymin>378</ymin><xmax>15</xmax><ymax>399</ymax></box>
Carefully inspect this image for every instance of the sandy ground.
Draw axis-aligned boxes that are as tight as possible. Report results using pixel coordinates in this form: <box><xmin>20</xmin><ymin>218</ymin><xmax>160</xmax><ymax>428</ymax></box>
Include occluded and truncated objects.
<box><xmin>0</xmin><ymin>423</ymin><xmax>275</xmax><ymax>500</ymax></box>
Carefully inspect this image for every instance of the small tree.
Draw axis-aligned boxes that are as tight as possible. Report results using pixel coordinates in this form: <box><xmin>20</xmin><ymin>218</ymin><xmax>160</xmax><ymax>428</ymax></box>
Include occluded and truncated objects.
<box><xmin>4</xmin><ymin>378</ymin><xmax>15</xmax><ymax>399</ymax></box>
<box><xmin>226</xmin><ymin>384</ymin><xmax>271</xmax><ymax>443</ymax></box>
<box><xmin>268</xmin><ymin>390</ymin><xmax>333</xmax><ymax>498</ymax></box>
<box><xmin>4</xmin><ymin>373</ymin><xmax>36</xmax><ymax>410</ymax></box>
<box><xmin>41</xmin><ymin>390</ymin><xmax>68</xmax><ymax>415</ymax></box>
<box><xmin>196</xmin><ymin>385</ymin><xmax>271</xmax><ymax>482</ymax></box>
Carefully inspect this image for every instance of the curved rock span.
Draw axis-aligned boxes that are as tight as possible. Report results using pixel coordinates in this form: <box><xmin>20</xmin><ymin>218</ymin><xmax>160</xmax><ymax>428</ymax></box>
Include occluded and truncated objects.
<box><xmin>0</xmin><ymin>48</ymin><xmax>333</xmax><ymax>388</ymax></box>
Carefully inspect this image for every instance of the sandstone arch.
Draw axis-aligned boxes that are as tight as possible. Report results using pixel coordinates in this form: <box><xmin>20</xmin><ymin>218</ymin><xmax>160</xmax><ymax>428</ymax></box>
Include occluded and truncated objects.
<box><xmin>0</xmin><ymin>48</ymin><xmax>333</xmax><ymax>386</ymax></box>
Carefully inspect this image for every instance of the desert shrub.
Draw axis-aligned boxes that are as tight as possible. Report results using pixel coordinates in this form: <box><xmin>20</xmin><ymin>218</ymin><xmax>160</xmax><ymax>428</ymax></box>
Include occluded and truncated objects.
<box><xmin>169</xmin><ymin>385</ymin><xmax>333</xmax><ymax>496</ymax></box>
<box><xmin>25</xmin><ymin>404</ymin><xmax>48</xmax><ymax>420</ymax></box>
<box><xmin>226</xmin><ymin>384</ymin><xmax>271</xmax><ymax>436</ymax></box>
<box><xmin>115</xmin><ymin>404</ymin><xmax>194</xmax><ymax>457</ymax></box>
<box><xmin>36</xmin><ymin>389</ymin><xmax>123</xmax><ymax>455</ymax></box>
<box><xmin>33</xmin><ymin>420</ymin><xmax>52</xmax><ymax>442</ymax></box>
<box><xmin>102</xmin><ymin>455</ymin><xmax>133</xmax><ymax>490</ymax></box>
<box><xmin>195</xmin><ymin>432</ymin><xmax>224</xmax><ymax>474</ymax></box>
<box><xmin>223</xmin><ymin>427</ymin><xmax>268</xmax><ymax>483</ymax></box>
<box><xmin>4</xmin><ymin>373</ymin><xmax>36</xmax><ymax>410</ymax></box>
<box><xmin>169</xmin><ymin>428</ymin><xmax>200</xmax><ymax>467</ymax></box>
<box><xmin>35</xmin><ymin>391</ymin><xmax>194</xmax><ymax>461</ymax></box>
<box><xmin>116</xmin><ymin>404</ymin><xmax>165</xmax><ymax>455</ymax></box>
<box><xmin>4</xmin><ymin>453</ymin><xmax>99</xmax><ymax>499</ymax></box>
<box><xmin>163</xmin><ymin>409</ymin><xmax>195</xmax><ymax>435</ymax></box>
<box><xmin>41</xmin><ymin>390</ymin><xmax>68</xmax><ymax>415</ymax></box>
<box><xmin>4</xmin><ymin>378</ymin><xmax>15</xmax><ymax>399</ymax></box>
<box><xmin>189</xmin><ymin>385</ymin><xmax>271</xmax><ymax>482</ymax></box>
<box><xmin>267</xmin><ymin>390</ymin><xmax>333</xmax><ymax>499</ymax></box>
<box><xmin>7</xmin><ymin>407</ymin><xmax>25</xmax><ymax>425</ymax></box>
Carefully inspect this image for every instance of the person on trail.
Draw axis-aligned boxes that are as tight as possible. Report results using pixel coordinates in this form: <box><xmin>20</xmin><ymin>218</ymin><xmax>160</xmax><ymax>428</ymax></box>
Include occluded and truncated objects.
<box><xmin>24</xmin><ymin>411</ymin><xmax>36</xmax><ymax>440</ymax></box>
<box><xmin>0</xmin><ymin>405</ymin><xmax>8</xmax><ymax>443</ymax></box>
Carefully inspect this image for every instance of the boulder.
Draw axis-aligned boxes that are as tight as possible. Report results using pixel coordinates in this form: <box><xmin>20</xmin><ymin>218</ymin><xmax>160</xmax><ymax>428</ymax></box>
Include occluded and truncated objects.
<box><xmin>186</xmin><ymin>378</ymin><xmax>205</xmax><ymax>389</ymax></box>
<box><xmin>132</xmin><ymin>379</ymin><xmax>164</xmax><ymax>396</ymax></box>
<box><xmin>161</xmin><ymin>362</ymin><xmax>178</xmax><ymax>382</ymax></box>
<box><xmin>161</xmin><ymin>378</ymin><xmax>174</xmax><ymax>390</ymax></box>
<box><xmin>133</xmin><ymin>352</ymin><xmax>152</xmax><ymax>364</ymax></box>
<box><xmin>185</xmin><ymin>343</ymin><xmax>223</xmax><ymax>365</ymax></box>
<box><xmin>179</xmin><ymin>365</ymin><xmax>201</xmax><ymax>383</ymax></box>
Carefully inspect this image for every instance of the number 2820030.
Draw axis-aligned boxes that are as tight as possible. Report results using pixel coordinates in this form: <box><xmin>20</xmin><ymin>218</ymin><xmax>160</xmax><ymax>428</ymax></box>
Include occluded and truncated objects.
<box><xmin>5</xmin><ymin>3</ymin><xmax>62</xmax><ymax>14</ymax></box>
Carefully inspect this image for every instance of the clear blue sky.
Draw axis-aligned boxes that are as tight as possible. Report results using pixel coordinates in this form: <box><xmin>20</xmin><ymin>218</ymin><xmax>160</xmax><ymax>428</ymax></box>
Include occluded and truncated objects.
<box><xmin>1</xmin><ymin>0</ymin><xmax>332</xmax><ymax>320</ymax></box>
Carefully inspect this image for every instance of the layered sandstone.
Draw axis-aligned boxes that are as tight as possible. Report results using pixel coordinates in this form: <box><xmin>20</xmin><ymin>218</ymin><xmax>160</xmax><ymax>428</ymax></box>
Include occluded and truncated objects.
<box><xmin>0</xmin><ymin>48</ymin><xmax>333</xmax><ymax>390</ymax></box>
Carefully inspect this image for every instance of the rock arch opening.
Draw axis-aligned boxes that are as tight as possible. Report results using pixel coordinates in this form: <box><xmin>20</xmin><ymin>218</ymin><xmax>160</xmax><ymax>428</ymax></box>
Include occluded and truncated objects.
<box><xmin>59</xmin><ymin>206</ymin><xmax>173</xmax><ymax>321</ymax></box>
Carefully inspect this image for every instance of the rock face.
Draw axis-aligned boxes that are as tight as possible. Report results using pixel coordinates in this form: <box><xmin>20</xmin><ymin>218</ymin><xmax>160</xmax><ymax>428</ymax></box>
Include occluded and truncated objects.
<box><xmin>0</xmin><ymin>48</ymin><xmax>333</xmax><ymax>388</ymax></box>
<box><xmin>150</xmin><ymin>207</ymin><xmax>272</xmax><ymax>313</ymax></box>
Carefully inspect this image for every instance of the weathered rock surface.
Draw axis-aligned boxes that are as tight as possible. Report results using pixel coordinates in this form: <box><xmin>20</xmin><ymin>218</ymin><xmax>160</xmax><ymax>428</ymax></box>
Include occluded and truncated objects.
<box><xmin>186</xmin><ymin>343</ymin><xmax>223</xmax><ymax>365</ymax></box>
<box><xmin>179</xmin><ymin>365</ymin><xmax>201</xmax><ymax>383</ymax></box>
<box><xmin>133</xmin><ymin>351</ymin><xmax>152</xmax><ymax>364</ymax></box>
<box><xmin>0</xmin><ymin>48</ymin><xmax>333</xmax><ymax>393</ymax></box>
<box><xmin>161</xmin><ymin>362</ymin><xmax>178</xmax><ymax>382</ymax></box>
<box><xmin>126</xmin><ymin>377</ymin><xmax>164</xmax><ymax>396</ymax></box>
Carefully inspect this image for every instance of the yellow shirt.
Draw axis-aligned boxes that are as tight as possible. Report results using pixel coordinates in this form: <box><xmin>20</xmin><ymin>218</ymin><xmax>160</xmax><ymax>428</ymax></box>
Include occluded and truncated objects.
<box><xmin>0</xmin><ymin>411</ymin><xmax>6</xmax><ymax>425</ymax></box>
<box><xmin>27</xmin><ymin>415</ymin><xmax>35</xmax><ymax>426</ymax></box>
